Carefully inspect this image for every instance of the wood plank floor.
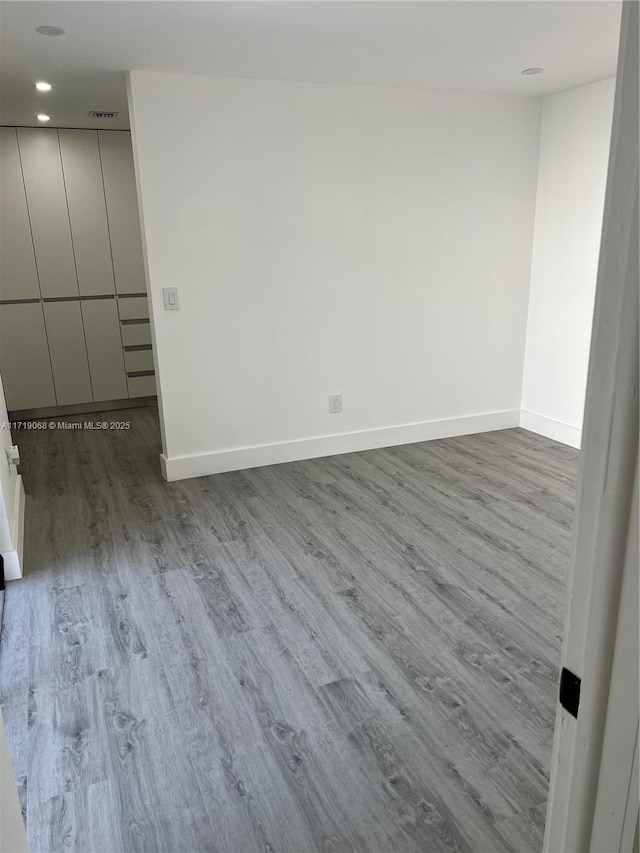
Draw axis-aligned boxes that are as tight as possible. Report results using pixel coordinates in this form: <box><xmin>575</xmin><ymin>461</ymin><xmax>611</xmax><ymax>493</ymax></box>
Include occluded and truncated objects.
<box><xmin>0</xmin><ymin>406</ymin><xmax>579</xmax><ymax>853</ymax></box>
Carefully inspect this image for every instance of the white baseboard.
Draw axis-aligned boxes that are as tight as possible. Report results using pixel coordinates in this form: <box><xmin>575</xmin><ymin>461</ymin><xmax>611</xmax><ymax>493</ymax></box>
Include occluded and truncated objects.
<box><xmin>519</xmin><ymin>410</ymin><xmax>582</xmax><ymax>449</ymax></box>
<box><xmin>161</xmin><ymin>409</ymin><xmax>520</xmax><ymax>481</ymax></box>
<box><xmin>3</xmin><ymin>474</ymin><xmax>25</xmax><ymax>581</ymax></box>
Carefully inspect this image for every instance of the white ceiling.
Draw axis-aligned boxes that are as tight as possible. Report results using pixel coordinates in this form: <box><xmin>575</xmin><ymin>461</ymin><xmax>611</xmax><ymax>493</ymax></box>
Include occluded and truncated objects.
<box><xmin>0</xmin><ymin>0</ymin><xmax>622</xmax><ymax>130</ymax></box>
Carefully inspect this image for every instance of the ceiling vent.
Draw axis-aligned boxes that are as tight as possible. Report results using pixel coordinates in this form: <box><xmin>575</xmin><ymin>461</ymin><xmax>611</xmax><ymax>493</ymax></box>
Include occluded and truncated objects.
<box><xmin>88</xmin><ymin>111</ymin><xmax>118</xmax><ymax>119</ymax></box>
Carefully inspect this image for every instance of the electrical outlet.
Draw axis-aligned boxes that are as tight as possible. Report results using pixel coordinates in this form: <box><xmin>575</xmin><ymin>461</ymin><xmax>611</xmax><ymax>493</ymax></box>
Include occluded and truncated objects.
<box><xmin>329</xmin><ymin>394</ymin><xmax>343</xmax><ymax>414</ymax></box>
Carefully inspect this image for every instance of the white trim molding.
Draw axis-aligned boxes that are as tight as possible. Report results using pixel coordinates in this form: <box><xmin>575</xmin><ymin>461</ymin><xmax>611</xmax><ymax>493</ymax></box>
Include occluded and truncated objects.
<box><xmin>519</xmin><ymin>409</ymin><xmax>582</xmax><ymax>449</ymax></box>
<box><xmin>2</xmin><ymin>474</ymin><xmax>25</xmax><ymax>581</ymax></box>
<box><xmin>161</xmin><ymin>409</ymin><xmax>520</xmax><ymax>481</ymax></box>
<box><xmin>545</xmin><ymin>2</ymin><xmax>639</xmax><ymax>848</ymax></box>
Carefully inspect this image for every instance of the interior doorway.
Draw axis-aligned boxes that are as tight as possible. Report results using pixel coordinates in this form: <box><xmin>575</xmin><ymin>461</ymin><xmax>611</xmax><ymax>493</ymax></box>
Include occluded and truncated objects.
<box><xmin>0</xmin><ymin>125</ymin><xmax>158</xmax><ymax>426</ymax></box>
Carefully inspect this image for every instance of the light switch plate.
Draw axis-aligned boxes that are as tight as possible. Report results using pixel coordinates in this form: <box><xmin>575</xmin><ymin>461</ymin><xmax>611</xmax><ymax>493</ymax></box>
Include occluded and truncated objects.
<box><xmin>163</xmin><ymin>287</ymin><xmax>180</xmax><ymax>310</ymax></box>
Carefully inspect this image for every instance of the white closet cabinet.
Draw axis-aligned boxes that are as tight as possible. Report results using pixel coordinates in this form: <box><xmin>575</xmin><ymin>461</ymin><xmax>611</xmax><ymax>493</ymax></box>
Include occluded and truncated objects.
<box><xmin>0</xmin><ymin>128</ymin><xmax>40</xmax><ymax>300</ymax></box>
<box><xmin>99</xmin><ymin>131</ymin><xmax>146</xmax><ymax>294</ymax></box>
<box><xmin>59</xmin><ymin>130</ymin><xmax>115</xmax><ymax>296</ymax></box>
<box><xmin>0</xmin><ymin>304</ymin><xmax>56</xmax><ymax>409</ymax></box>
<box><xmin>0</xmin><ymin>127</ymin><xmax>155</xmax><ymax>412</ymax></box>
<box><xmin>82</xmin><ymin>299</ymin><xmax>128</xmax><ymax>401</ymax></box>
<box><xmin>43</xmin><ymin>302</ymin><xmax>93</xmax><ymax>406</ymax></box>
<box><xmin>17</xmin><ymin>128</ymin><xmax>78</xmax><ymax>298</ymax></box>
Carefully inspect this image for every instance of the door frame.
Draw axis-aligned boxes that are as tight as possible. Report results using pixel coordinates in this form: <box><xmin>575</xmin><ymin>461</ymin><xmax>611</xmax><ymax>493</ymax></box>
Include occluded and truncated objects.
<box><xmin>544</xmin><ymin>2</ymin><xmax>639</xmax><ymax>850</ymax></box>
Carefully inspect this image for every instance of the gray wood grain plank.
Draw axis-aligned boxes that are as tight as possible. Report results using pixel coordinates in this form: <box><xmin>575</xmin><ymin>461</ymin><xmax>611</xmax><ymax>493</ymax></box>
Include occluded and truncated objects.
<box><xmin>0</xmin><ymin>406</ymin><xmax>578</xmax><ymax>852</ymax></box>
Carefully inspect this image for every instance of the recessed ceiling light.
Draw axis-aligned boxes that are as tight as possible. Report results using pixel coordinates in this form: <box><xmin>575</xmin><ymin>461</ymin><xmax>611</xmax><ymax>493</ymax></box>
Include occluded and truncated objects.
<box><xmin>521</xmin><ymin>67</ymin><xmax>544</xmax><ymax>76</ymax></box>
<box><xmin>37</xmin><ymin>114</ymin><xmax>51</xmax><ymax>122</ymax></box>
<box><xmin>35</xmin><ymin>25</ymin><xmax>65</xmax><ymax>36</ymax></box>
<box><xmin>35</xmin><ymin>81</ymin><xmax>52</xmax><ymax>92</ymax></box>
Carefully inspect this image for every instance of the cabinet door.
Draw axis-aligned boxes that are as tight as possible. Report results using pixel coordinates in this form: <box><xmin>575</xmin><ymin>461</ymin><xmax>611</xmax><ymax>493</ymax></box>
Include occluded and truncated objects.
<box><xmin>127</xmin><ymin>374</ymin><xmax>156</xmax><ymax>398</ymax></box>
<box><xmin>43</xmin><ymin>301</ymin><xmax>92</xmax><ymax>405</ymax></box>
<box><xmin>0</xmin><ymin>303</ymin><xmax>56</xmax><ymax>410</ymax></box>
<box><xmin>0</xmin><ymin>128</ymin><xmax>40</xmax><ymax>300</ymax></box>
<box><xmin>117</xmin><ymin>295</ymin><xmax>148</xmax><ymax>320</ymax></box>
<box><xmin>98</xmin><ymin>131</ymin><xmax>146</xmax><ymax>294</ymax></box>
<box><xmin>17</xmin><ymin>128</ymin><xmax>78</xmax><ymax>298</ymax></box>
<box><xmin>120</xmin><ymin>321</ymin><xmax>152</xmax><ymax>347</ymax></box>
<box><xmin>59</xmin><ymin>130</ymin><xmax>115</xmax><ymax>296</ymax></box>
<box><xmin>81</xmin><ymin>298</ymin><xmax>128</xmax><ymax>401</ymax></box>
<box><xmin>124</xmin><ymin>348</ymin><xmax>154</xmax><ymax>373</ymax></box>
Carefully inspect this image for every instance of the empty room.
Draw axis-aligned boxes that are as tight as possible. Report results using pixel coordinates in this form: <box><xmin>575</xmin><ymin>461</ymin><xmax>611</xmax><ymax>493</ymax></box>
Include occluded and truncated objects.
<box><xmin>0</xmin><ymin>2</ymin><xmax>637</xmax><ymax>852</ymax></box>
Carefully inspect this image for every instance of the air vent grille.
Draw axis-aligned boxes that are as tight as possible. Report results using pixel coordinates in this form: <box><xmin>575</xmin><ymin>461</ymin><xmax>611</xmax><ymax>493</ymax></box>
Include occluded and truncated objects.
<box><xmin>88</xmin><ymin>111</ymin><xmax>118</xmax><ymax>119</ymax></box>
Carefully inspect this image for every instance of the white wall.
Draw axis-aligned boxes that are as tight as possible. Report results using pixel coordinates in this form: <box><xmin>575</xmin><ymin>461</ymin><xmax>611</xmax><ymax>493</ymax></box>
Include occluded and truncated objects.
<box><xmin>0</xmin><ymin>710</ymin><xmax>27</xmax><ymax>853</ymax></box>
<box><xmin>129</xmin><ymin>71</ymin><xmax>541</xmax><ymax>479</ymax></box>
<box><xmin>0</xmin><ymin>371</ymin><xmax>24</xmax><ymax>580</ymax></box>
<box><xmin>0</xmin><ymin>373</ymin><xmax>16</xmax><ymax>545</ymax></box>
<box><xmin>0</xmin><ymin>382</ymin><xmax>24</xmax><ymax>847</ymax></box>
<box><xmin>521</xmin><ymin>78</ymin><xmax>615</xmax><ymax>448</ymax></box>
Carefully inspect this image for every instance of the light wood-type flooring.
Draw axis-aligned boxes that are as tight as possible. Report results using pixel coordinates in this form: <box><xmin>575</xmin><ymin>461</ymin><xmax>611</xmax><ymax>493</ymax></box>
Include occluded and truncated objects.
<box><xmin>0</xmin><ymin>406</ymin><xmax>579</xmax><ymax>853</ymax></box>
